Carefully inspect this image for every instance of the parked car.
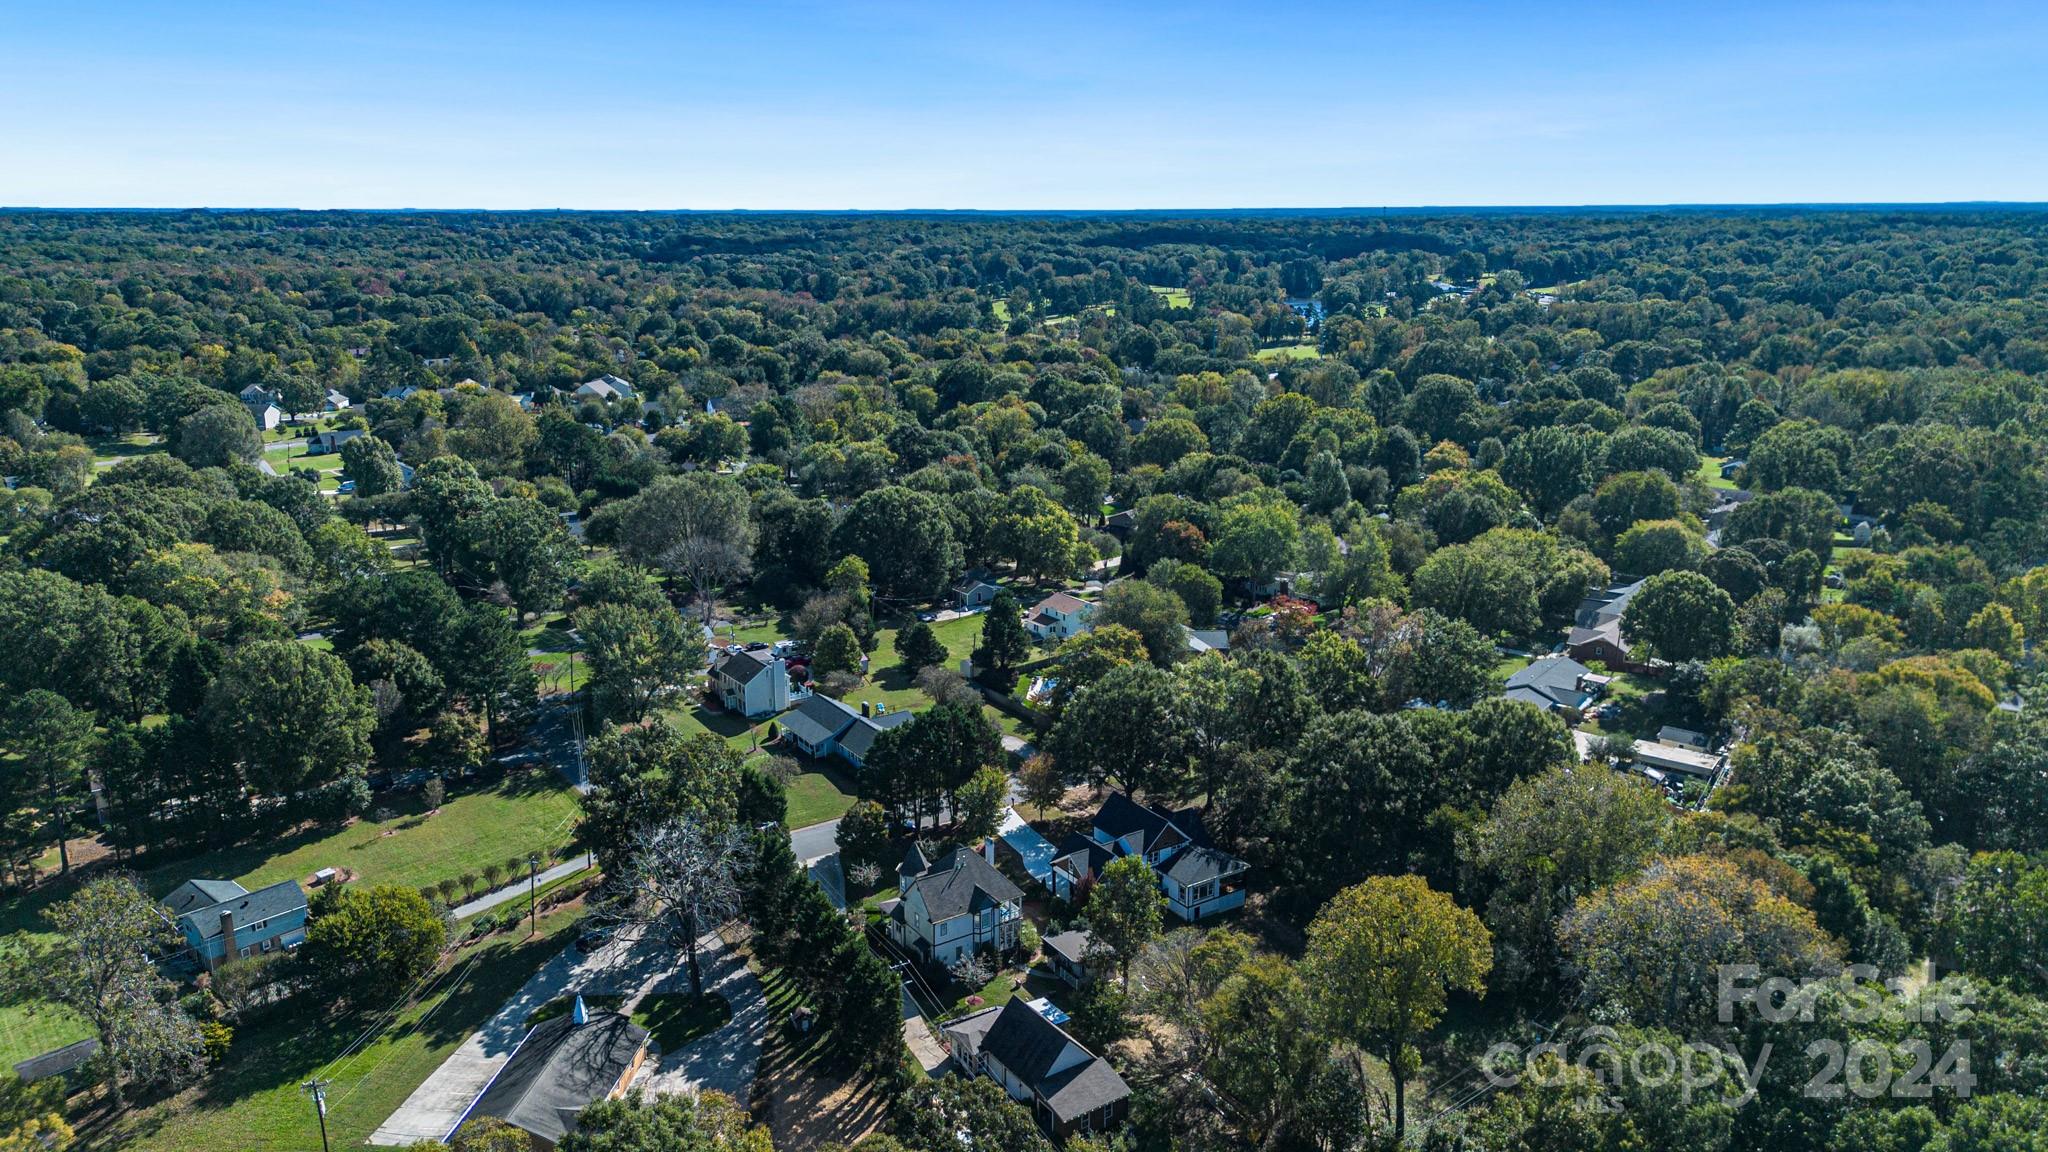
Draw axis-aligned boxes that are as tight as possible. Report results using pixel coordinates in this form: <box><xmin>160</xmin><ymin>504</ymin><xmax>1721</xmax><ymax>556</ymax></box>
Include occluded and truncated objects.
<box><xmin>917</xmin><ymin>612</ymin><xmax>936</xmax><ymax>623</ymax></box>
<box><xmin>575</xmin><ymin>928</ymin><xmax>612</xmax><ymax>954</ymax></box>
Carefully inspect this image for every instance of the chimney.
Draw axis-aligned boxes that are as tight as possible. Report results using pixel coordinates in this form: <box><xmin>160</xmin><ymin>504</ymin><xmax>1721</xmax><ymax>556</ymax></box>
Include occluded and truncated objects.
<box><xmin>572</xmin><ymin>994</ymin><xmax>588</xmax><ymax>1026</ymax></box>
<box><xmin>217</xmin><ymin>909</ymin><xmax>236</xmax><ymax>960</ymax></box>
<box><xmin>860</xmin><ymin>701</ymin><xmax>872</xmax><ymax>718</ymax></box>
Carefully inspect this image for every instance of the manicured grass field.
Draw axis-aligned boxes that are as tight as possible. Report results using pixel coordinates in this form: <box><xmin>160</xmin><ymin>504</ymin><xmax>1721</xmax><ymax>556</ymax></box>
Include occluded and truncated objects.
<box><xmin>223</xmin><ymin>771</ymin><xmax>582</xmax><ymax>895</ymax></box>
<box><xmin>0</xmin><ymin>1001</ymin><xmax>91</xmax><ymax>1074</ymax></box>
<box><xmin>786</xmin><ymin>769</ymin><xmax>857</xmax><ymax>829</ymax></box>
<box><xmin>1254</xmin><ymin>343</ymin><xmax>1322</xmax><ymax>362</ymax></box>
<box><xmin>100</xmin><ymin>901</ymin><xmax>588</xmax><ymax>1152</ymax></box>
<box><xmin>1698</xmin><ymin>455</ymin><xmax>1739</xmax><ymax>491</ymax></box>
<box><xmin>1147</xmin><ymin>285</ymin><xmax>1192</xmax><ymax>308</ymax></box>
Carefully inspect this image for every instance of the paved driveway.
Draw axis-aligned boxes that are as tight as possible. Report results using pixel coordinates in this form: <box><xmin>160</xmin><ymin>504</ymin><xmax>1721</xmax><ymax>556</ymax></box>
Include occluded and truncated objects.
<box><xmin>790</xmin><ymin>818</ymin><xmax>840</xmax><ymax>864</ymax></box>
<box><xmin>628</xmin><ymin>936</ymin><xmax>767</xmax><ymax>1100</ymax></box>
<box><xmin>368</xmin><ymin>927</ymin><xmax>681</xmax><ymax>1146</ymax></box>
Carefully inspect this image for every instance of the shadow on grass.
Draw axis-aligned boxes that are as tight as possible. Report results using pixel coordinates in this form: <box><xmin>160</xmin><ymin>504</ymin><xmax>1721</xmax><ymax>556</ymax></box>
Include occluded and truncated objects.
<box><xmin>634</xmin><ymin>992</ymin><xmax>732</xmax><ymax>1051</ymax></box>
<box><xmin>688</xmin><ymin>705</ymin><xmax>757</xmax><ymax>740</ymax></box>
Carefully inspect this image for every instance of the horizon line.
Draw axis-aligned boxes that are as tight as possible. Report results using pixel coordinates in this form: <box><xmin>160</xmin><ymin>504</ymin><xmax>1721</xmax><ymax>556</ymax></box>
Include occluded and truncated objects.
<box><xmin>6</xmin><ymin>201</ymin><xmax>2048</xmax><ymax>217</ymax></box>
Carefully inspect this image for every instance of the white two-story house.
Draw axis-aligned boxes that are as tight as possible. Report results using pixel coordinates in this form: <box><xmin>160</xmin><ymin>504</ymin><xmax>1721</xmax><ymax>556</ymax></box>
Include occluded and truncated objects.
<box><xmin>1024</xmin><ymin>592</ymin><xmax>1096</xmax><ymax>641</ymax></box>
<box><xmin>1049</xmin><ymin>792</ymin><xmax>1249</xmax><ymax>922</ymax></box>
<box><xmin>712</xmin><ymin>647</ymin><xmax>794</xmax><ymax>718</ymax></box>
<box><xmin>884</xmin><ymin>845</ymin><xmax>1023</xmax><ymax>968</ymax></box>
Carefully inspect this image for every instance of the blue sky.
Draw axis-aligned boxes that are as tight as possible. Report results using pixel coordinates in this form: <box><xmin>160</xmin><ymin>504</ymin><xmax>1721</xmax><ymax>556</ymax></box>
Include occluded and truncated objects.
<box><xmin>4</xmin><ymin>0</ymin><xmax>2046</xmax><ymax>209</ymax></box>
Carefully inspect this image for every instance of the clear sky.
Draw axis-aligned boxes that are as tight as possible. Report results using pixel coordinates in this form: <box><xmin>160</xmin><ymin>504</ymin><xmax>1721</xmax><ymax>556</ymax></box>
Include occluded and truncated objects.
<box><xmin>4</xmin><ymin>0</ymin><xmax>2046</xmax><ymax>209</ymax></box>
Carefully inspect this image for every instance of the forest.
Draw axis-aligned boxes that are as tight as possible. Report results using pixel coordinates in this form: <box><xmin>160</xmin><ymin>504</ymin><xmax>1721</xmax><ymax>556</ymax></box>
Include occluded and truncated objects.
<box><xmin>0</xmin><ymin>207</ymin><xmax>2046</xmax><ymax>1152</ymax></box>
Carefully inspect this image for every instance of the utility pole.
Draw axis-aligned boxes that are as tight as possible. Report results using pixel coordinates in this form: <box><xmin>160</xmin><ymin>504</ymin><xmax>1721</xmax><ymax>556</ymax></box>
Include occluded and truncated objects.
<box><xmin>528</xmin><ymin>854</ymin><xmax>539</xmax><ymax>937</ymax></box>
<box><xmin>301</xmin><ymin>1078</ymin><xmax>332</xmax><ymax>1152</ymax></box>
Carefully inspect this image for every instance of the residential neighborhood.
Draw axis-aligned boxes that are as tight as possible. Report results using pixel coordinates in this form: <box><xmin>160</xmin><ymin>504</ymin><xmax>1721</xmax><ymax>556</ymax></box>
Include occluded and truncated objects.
<box><xmin>0</xmin><ymin>199</ymin><xmax>2037</xmax><ymax>1152</ymax></box>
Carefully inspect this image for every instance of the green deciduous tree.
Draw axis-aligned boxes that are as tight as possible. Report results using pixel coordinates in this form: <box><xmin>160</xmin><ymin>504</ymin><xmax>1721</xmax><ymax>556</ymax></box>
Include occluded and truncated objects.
<box><xmin>1087</xmin><ymin>854</ymin><xmax>1165</xmax><ymax>989</ymax></box>
<box><xmin>1093</xmin><ymin>578</ymin><xmax>1190</xmax><ymax>667</ymax></box>
<box><xmin>1623</xmin><ymin>569</ymin><xmax>1737</xmax><ymax>661</ymax></box>
<box><xmin>811</xmin><ymin>622</ymin><xmax>864</xmax><ymax>679</ymax></box>
<box><xmin>303</xmin><ymin>883</ymin><xmax>447</xmax><ymax>1008</ymax></box>
<box><xmin>1303</xmin><ymin>874</ymin><xmax>1491</xmax><ymax>1138</ymax></box>
<box><xmin>1052</xmin><ymin>662</ymin><xmax>1187</xmax><ymax>800</ymax></box>
<box><xmin>205</xmin><ymin>639</ymin><xmax>374</xmax><ymax>817</ymax></box>
<box><xmin>15</xmin><ymin>875</ymin><xmax>204</xmax><ymax>1107</ymax></box>
<box><xmin>173</xmin><ymin>404</ymin><xmax>261</xmax><ymax>468</ymax></box>
<box><xmin>575</xmin><ymin>574</ymin><xmax>696</xmax><ymax>724</ymax></box>
<box><xmin>830</xmin><ymin>486</ymin><xmax>963</xmax><ymax>601</ymax></box>
<box><xmin>1460</xmin><ymin>767</ymin><xmax>1670</xmax><ymax>989</ymax></box>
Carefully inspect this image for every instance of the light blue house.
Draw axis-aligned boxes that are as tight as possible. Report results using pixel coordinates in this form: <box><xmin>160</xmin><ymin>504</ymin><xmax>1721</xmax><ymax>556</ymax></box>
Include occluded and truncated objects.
<box><xmin>169</xmin><ymin>878</ymin><xmax>309</xmax><ymax>972</ymax></box>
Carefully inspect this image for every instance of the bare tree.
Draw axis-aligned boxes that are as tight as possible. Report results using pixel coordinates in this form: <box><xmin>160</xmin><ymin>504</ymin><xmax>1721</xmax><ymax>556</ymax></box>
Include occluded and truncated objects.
<box><xmin>596</xmin><ymin>818</ymin><xmax>752</xmax><ymax>997</ymax></box>
<box><xmin>661</xmin><ymin>534</ymin><xmax>753</xmax><ymax>626</ymax></box>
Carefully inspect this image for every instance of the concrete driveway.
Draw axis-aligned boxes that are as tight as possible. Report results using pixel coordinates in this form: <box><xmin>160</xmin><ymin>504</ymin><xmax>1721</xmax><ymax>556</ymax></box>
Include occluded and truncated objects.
<box><xmin>368</xmin><ymin>926</ymin><xmax>683</xmax><ymax>1146</ymax></box>
<box><xmin>628</xmin><ymin>936</ymin><xmax>767</xmax><ymax>1100</ymax></box>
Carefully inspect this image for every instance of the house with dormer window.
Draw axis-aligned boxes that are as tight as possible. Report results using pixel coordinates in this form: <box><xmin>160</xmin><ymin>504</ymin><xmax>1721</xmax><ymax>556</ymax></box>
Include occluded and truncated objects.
<box><xmin>883</xmin><ymin>845</ymin><xmax>1023</xmax><ymax>968</ymax></box>
<box><xmin>1049</xmin><ymin>793</ymin><xmax>1248</xmax><ymax>921</ymax></box>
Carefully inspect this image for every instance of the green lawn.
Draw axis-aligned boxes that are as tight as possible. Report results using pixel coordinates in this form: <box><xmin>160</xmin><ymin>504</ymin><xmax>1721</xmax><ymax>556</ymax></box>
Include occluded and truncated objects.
<box><xmin>228</xmin><ymin>772</ymin><xmax>582</xmax><ymax>895</ymax></box>
<box><xmin>0</xmin><ymin>772</ymin><xmax>580</xmax><ymax>1069</ymax></box>
<box><xmin>1698</xmin><ymin>455</ymin><xmax>1738</xmax><ymax>491</ymax></box>
<box><xmin>1147</xmin><ymin>285</ymin><xmax>1192</xmax><ymax>308</ymax></box>
<box><xmin>786</xmin><ymin>769</ymin><xmax>857</xmax><ymax>828</ymax></box>
<box><xmin>99</xmin><ymin>901</ymin><xmax>588</xmax><ymax>1152</ymax></box>
<box><xmin>1254</xmin><ymin>343</ymin><xmax>1322</xmax><ymax>362</ymax></box>
<box><xmin>1490</xmin><ymin>653</ymin><xmax>1533</xmax><ymax>683</ymax></box>
<box><xmin>85</xmin><ymin>432</ymin><xmax>165</xmax><ymax>462</ymax></box>
<box><xmin>0</xmin><ymin>1001</ymin><xmax>91</xmax><ymax>1073</ymax></box>
<box><xmin>634</xmin><ymin>992</ymin><xmax>732</xmax><ymax>1051</ymax></box>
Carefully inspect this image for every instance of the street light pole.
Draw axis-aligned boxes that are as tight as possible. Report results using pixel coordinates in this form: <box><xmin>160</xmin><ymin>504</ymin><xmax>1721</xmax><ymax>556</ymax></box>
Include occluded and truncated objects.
<box><xmin>301</xmin><ymin>1078</ymin><xmax>332</xmax><ymax>1152</ymax></box>
<box><xmin>528</xmin><ymin>854</ymin><xmax>539</xmax><ymax>937</ymax></box>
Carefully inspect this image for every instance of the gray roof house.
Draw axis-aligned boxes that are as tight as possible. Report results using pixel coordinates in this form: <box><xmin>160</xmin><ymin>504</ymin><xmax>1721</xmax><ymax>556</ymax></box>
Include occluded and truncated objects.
<box><xmin>713</xmin><ymin>647</ymin><xmax>793</xmax><ymax>718</ymax></box>
<box><xmin>305</xmin><ymin>428</ymin><xmax>365</xmax><ymax>455</ymax></box>
<box><xmin>171</xmin><ymin>878</ymin><xmax>309</xmax><ymax>972</ymax></box>
<box><xmin>780</xmin><ymin>694</ymin><xmax>861</xmax><ymax>759</ymax></box>
<box><xmin>1042</xmin><ymin>929</ymin><xmax>1091</xmax><ymax>987</ymax></box>
<box><xmin>574</xmin><ymin>374</ymin><xmax>636</xmax><ymax>402</ymax></box>
<box><xmin>164</xmin><ymin>878</ymin><xmax>249</xmax><ymax>918</ymax></box>
<box><xmin>942</xmin><ymin>997</ymin><xmax>1130</xmax><ymax>1137</ymax></box>
<box><xmin>835</xmin><ymin>705</ymin><xmax>914</xmax><ymax>769</ymax></box>
<box><xmin>1050</xmin><ymin>793</ymin><xmax>1248</xmax><ymax>922</ymax></box>
<box><xmin>887</xmin><ymin>845</ymin><xmax>1024</xmax><ymax>968</ymax></box>
<box><xmin>1566</xmin><ymin>578</ymin><xmax>1647</xmax><ymax>666</ymax></box>
<box><xmin>952</xmin><ymin>569</ymin><xmax>1003</xmax><ymax>610</ymax></box>
<box><xmin>779</xmin><ymin>694</ymin><xmax>915</xmax><ymax>769</ymax></box>
<box><xmin>1502</xmin><ymin>656</ymin><xmax>1608</xmax><ymax>713</ymax></box>
<box><xmin>455</xmin><ymin>997</ymin><xmax>648</xmax><ymax>1149</ymax></box>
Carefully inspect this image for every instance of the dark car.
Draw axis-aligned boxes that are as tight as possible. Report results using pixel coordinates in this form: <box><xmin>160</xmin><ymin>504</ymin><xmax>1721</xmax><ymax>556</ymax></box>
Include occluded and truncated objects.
<box><xmin>575</xmin><ymin>928</ymin><xmax>612</xmax><ymax>955</ymax></box>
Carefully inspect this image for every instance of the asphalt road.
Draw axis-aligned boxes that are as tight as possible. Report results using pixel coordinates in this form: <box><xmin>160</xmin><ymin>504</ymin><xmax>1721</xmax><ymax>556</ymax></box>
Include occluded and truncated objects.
<box><xmin>789</xmin><ymin>817</ymin><xmax>841</xmax><ymax>864</ymax></box>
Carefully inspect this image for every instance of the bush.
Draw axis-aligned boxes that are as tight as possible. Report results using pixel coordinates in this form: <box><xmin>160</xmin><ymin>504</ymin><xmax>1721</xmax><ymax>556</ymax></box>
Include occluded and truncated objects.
<box><xmin>200</xmin><ymin>1020</ymin><xmax>234</xmax><ymax>1063</ymax></box>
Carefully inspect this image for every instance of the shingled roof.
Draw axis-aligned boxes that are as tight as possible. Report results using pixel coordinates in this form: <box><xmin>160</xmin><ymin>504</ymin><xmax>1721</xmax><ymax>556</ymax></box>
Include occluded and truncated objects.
<box><xmin>175</xmin><ymin>879</ymin><xmax>307</xmax><ymax>942</ymax></box>
<box><xmin>903</xmin><ymin>847</ymin><xmax>1023</xmax><ymax>921</ymax></box>
<box><xmin>460</xmin><ymin>1009</ymin><xmax>646</xmax><ymax>1146</ymax></box>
